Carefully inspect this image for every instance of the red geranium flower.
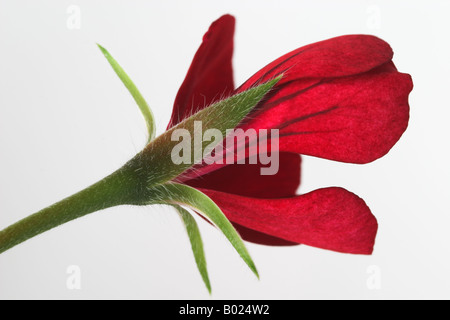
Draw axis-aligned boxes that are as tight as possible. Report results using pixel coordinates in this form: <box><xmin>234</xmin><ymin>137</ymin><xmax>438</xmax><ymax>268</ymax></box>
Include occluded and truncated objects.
<box><xmin>0</xmin><ymin>13</ymin><xmax>414</xmax><ymax>294</ymax></box>
<box><xmin>167</xmin><ymin>14</ymin><xmax>413</xmax><ymax>254</ymax></box>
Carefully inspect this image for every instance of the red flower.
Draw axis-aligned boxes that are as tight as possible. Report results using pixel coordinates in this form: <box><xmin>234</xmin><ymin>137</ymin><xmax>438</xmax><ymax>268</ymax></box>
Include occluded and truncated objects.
<box><xmin>168</xmin><ymin>15</ymin><xmax>413</xmax><ymax>254</ymax></box>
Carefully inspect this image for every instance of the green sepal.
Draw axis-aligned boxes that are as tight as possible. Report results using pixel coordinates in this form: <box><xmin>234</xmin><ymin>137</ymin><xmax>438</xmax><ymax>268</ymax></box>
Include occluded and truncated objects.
<box><xmin>97</xmin><ymin>44</ymin><xmax>156</xmax><ymax>142</ymax></box>
<box><xmin>172</xmin><ymin>205</ymin><xmax>211</xmax><ymax>294</ymax></box>
<box><xmin>127</xmin><ymin>76</ymin><xmax>282</xmax><ymax>188</ymax></box>
<box><xmin>145</xmin><ymin>183</ymin><xmax>259</xmax><ymax>279</ymax></box>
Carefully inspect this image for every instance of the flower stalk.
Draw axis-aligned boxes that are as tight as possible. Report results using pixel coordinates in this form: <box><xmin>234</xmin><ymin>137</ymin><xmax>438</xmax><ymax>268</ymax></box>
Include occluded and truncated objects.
<box><xmin>0</xmin><ymin>163</ymin><xmax>143</xmax><ymax>254</ymax></box>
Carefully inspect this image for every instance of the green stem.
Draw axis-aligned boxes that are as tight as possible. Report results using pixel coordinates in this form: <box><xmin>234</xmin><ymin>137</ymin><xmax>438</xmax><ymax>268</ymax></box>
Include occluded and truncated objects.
<box><xmin>0</xmin><ymin>163</ymin><xmax>143</xmax><ymax>255</ymax></box>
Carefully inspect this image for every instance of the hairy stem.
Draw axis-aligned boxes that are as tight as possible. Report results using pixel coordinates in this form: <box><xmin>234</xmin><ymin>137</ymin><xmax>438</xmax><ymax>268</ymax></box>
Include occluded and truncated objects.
<box><xmin>0</xmin><ymin>163</ymin><xmax>144</xmax><ymax>255</ymax></box>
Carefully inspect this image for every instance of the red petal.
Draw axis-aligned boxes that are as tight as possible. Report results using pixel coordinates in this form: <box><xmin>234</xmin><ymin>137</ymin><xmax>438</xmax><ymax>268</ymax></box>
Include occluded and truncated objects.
<box><xmin>168</xmin><ymin>14</ymin><xmax>235</xmax><ymax>128</ymax></box>
<box><xmin>238</xmin><ymin>34</ymin><xmax>393</xmax><ymax>92</ymax></box>
<box><xmin>239</xmin><ymin>63</ymin><xmax>413</xmax><ymax>163</ymax></box>
<box><xmin>199</xmin><ymin>187</ymin><xmax>378</xmax><ymax>254</ymax></box>
<box><xmin>184</xmin><ymin>152</ymin><xmax>301</xmax><ymax>198</ymax></box>
<box><xmin>231</xmin><ymin>223</ymin><xmax>298</xmax><ymax>246</ymax></box>
<box><xmin>183</xmin><ymin>152</ymin><xmax>303</xmax><ymax>247</ymax></box>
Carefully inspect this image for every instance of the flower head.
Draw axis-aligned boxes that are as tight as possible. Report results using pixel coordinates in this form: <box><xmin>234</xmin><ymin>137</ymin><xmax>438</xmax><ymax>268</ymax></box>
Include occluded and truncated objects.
<box><xmin>168</xmin><ymin>14</ymin><xmax>413</xmax><ymax>254</ymax></box>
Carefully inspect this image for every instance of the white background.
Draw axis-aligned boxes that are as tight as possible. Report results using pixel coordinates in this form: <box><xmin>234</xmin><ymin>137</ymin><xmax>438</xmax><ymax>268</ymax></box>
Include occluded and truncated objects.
<box><xmin>0</xmin><ymin>0</ymin><xmax>449</xmax><ymax>299</ymax></box>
